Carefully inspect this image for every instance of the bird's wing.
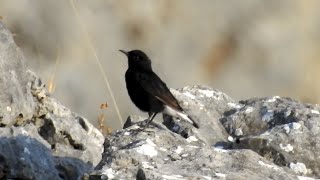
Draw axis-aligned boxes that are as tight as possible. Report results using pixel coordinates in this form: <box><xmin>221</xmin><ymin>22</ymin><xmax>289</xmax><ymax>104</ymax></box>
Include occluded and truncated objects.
<box><xmin>139</xmin><ymin>71</ymin><xmax>184</xmax><ymax>112</ymax></box>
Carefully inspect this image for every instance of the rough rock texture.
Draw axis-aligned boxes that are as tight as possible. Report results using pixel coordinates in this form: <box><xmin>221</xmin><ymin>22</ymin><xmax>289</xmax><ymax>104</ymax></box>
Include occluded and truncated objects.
<box><xmin>0</xmin><ymin>21</ymin><xmax>35</xmax><ymax>124</ymax></box>
<box><xmin>0</xmin><ymin>21</ymin><xmax>104</xmax><ymax>179</ymax></box>
<box><xmin>2</xmin><ymin>17</ymin><xmax>320</xmax><ymax>179</ymax></box>
<box><xmin>89</xmin><ymin>86</ymin><xmax>320</xmax><ymax>179</ymax></box>
<box><xmin>222</xmin><ymin>97</ymin><xmax>320</xmax><ymax>177</ymax></box>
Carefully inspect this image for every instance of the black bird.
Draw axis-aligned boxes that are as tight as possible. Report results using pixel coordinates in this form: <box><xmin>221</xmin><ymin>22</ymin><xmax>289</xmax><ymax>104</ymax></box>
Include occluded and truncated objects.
<box><xmin>136</xmin><ymin>168</ymin><xmax>146</xmax><ymax>180</ymax></box>
<box><xmin>119</xmin><ymin>49</ymin><xmax>199</xmax><ymax>128</ymax></box>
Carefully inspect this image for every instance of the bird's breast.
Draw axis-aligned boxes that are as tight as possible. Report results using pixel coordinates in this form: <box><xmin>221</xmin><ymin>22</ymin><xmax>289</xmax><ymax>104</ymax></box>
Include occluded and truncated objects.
<box><xmin>125</xmin><ymin>70</ymin><xmax>164</xmax><ymax>113</ymax></box>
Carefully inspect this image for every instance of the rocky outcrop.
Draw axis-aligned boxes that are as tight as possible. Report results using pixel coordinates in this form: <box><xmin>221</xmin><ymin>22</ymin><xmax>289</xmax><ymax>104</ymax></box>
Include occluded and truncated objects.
<box><xmin>1</xmin><ymin>18</ymin><xmax>320</xmax><ymax>179</ymax></box>
<box><xmin>223</xmin><ymin>97</ymin><xmax>320</xmax><ymax>177</ymax></box>
<box><xmin>0</xmin><ymin>21</ymin><xmax>104</xmax><ymax>179</ymax></box>
<box><xmin>89</xmin><ymin>86</ymin><xmax>320</xmax><ymax>179</ymax></box>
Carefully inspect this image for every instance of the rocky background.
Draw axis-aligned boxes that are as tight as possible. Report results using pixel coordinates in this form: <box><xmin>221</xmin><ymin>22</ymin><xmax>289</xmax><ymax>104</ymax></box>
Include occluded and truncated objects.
<box><xmin>1</xmin><ymin>1</ymin><xmax>320</xmax><ymax>129</ymax></box>
<box><xmin>0</xmin><ymin>22</ymin><xmax>104</xmax><ymax>179</ymax></box>
<box><xmin>1</xmin><ymin>20</ymin><xmax>320</xmax><ymax>179</ymax></box>
<box><xmin>89</xmin><ymin>86</ymin><xmax>320</xmax><ymax>179</ymax></box>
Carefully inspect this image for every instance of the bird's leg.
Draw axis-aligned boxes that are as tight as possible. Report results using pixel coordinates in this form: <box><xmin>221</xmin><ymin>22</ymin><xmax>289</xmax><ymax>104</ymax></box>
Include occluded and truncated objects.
<box><xmin>144</xmin><ymin>112</ymin><xmax>157</xmax><ymax>128</ymax></box>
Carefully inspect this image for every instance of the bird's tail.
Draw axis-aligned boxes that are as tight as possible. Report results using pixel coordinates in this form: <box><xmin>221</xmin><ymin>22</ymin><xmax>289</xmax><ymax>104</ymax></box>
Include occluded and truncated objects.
<box><xmin>164</xmin><ymin>105</ymin><xmax>199</xmax><ymax>128</ymax></box>
<box><xmin>187</xmin><ymin>115</ymin><xmax>199</xmax><ymax>129</ymax></box>
<box><xmin>176</xmin><ymin>111</ymin><xmax>199</xmax><ymax>129</ymax></box>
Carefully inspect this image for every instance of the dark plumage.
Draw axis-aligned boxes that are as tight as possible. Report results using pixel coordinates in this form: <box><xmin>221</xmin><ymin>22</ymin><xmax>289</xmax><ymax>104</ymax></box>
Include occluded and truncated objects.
<box><xmin>136</xmin><ymin>168</ymin><xmax>146</xmax><ymax>180</ymax></box>
<box><xmin>119</xmin><ymin>49</ymin><xmax>199</xmax><ymax>128</ymax></box>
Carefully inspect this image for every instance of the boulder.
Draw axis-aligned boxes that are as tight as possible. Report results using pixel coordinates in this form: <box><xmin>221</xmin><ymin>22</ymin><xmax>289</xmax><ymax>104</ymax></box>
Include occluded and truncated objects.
<box><xmin>90</xmin><ymin>86</ymin><xmax>319</xmax><ymax>179</ymax></box>
<box><xmin>0</xmin><ymin>21</ymin><xmax>104</xmax><ymax>179</ymax></box>
<box><xmin>223</xmin><ymin>97</ymin><xmax>320</xmax><ymax>177</ymax></box>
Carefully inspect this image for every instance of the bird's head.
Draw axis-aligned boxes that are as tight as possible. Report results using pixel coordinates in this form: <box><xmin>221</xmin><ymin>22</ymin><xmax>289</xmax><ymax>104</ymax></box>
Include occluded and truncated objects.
<box><xmin>119</xmin><ymin>50</ymin><xmax>152</xmax><ymax>71</ymax></box>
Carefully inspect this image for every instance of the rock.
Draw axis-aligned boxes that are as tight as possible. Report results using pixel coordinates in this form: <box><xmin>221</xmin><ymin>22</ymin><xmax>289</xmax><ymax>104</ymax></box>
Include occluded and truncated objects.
<box><xmin>90</xmin><ymin>86</ymin><xmax>319</xmax><ymax>179</ymax></box>
<box><xmin>0</xmin><ymin>21</ymin><xmax>36</xmax><ymax>125</ymax></box>
<box><xmin>89</xmin><ymin>86</ymin><xmax>315</xmax><ymax>179</ymax></box>
<box><xmin>223</xmin><ymin>97</ymin><xmax>320</xmax><ymax>177</ymax></box>
<box><xmin>165</xmin><ymin>86</ymin><xmax>235</xmax><ymax>146</ymax></box>
<box><xmin>89</xmin><ymin>121</ymin><xmax>296</xmax><ymax>179</ymax></box>
<box><xmin>0</xmin><ymin>21</ymin><xmax>104</xmax><ymax>179</ymax></box>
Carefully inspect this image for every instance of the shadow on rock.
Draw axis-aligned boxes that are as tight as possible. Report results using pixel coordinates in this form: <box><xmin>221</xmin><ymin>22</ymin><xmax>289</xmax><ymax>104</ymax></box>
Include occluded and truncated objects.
<box><xmin>0</xmin><ymin>135</ymin><xmax>93</xmax><ymax>180</ymax></box>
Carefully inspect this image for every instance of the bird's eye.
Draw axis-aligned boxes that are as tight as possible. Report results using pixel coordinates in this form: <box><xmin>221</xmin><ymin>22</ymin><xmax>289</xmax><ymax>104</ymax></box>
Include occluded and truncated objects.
<box><xmin>135</xmin><ymin>56</ymin><xmax>140</xmax><ymax>60</ymax></box>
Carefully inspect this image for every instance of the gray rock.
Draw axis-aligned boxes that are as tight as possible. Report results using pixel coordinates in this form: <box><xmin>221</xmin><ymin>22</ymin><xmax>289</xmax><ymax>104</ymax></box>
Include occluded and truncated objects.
<box><xmin>223</xmin><ymin>97</ymin><xmax>320</xmax><ymax>177</ymax></box>
<box><xmin>90</xmin><ymin>86</ymin><xmax>319</xmax><ymax>179</ymax></box>
<box><xmin>167</xmin><ymin>86</ymin><xmax>236</xmax><ymax>146</ymax></box>
<box><xmin>0</xmin><ymin>21</ymin><xmax>104</xmax><ymax>179</ymax></box>
<box><xmin>0</xmin><ymin>21</ymin><xmax>36</xmax><ymax>124</ymax></box>
<box><xmin>89</xmin><ymin>122</ymin><xmax>296</xmax><ymax>179</ymax></box>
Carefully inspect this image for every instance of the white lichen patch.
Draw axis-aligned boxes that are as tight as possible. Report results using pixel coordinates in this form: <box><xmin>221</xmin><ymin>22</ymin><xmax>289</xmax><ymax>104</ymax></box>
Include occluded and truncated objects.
<box><xmin>131</xmin><ymin>125</ymin><xmax>141</xmax><ymax>129</ymax></box>
<box><xmin>162</xmin><ymin>174</ymin><xmax>184</xmax><ymax>180</ymax></box>
<box><xmin>285</xmin><ymin>110</ymin><xmax>292</xmax><ymax>118</ymax></box>
<box><xmin>297</xmin><ymin>176</ymin><xmax>317</xmax><ymax>180</ymax></box>
<box><xmin>227</xmin><ymin>136</ymin><xmax>234</xmax><ymax>142</ymax></box>
<box><xmin>290</xmin><ymin>162</ymin><xmax>307</xmax><ymax>175</ymax></box>
<box><xmin>214</xmin><ymin>147</ymin><xmax>229</xmax><ymax>153</ymax></box>
<box><xmin>215</xmin><ymin>172</ymin><xmax>226</xmax><ymax>178</ymax></box>
<box><xmin>124</xmin><ymin>132</ymin><xmax>130</xmax><ymax>136</ymax></box>
<box><xmin>183</xmin><ymin>91</ymin><xmax>196</xmax><ymax>99</ymax></box>
<box><xmin>262</xmin><ymin>110</ymin><xmax>274</xmax><ymax>122</ymax></box>
<box><xmin>159</xmin><ymin>147</ymin><xmax>167</xmax><ymax>152</ymax></box>
<box><xmin>260</xmin><ymin>131</ymin><xmax>271</xmax><ymax>137</ymax></box>
<box><xmin>203</xmin><ymin>176</ymin><xmax>212</xmax><ymax>180</ymax></box>
<box><xmin>175</xmin><ymin>146</ymin><xmax>184</xmax><ymax>154</ymax></box>
<box><xmin>17</xmin><ymin>129</ymin><xmax>29</xmax><ymax>136</ymax></box>
<box><xmin>136</xmin><ymin>144</ymin><xmax>157</xmax><ymax>157</ymax></box>
<box><xmin>198</xmin><ymin>89</ymin><xmax>215</xmax><ymax>98</ymax></box>
<box><xmin>245</xmin><ymin>107</ymin><xmax>254</xmax><ymax>114</ymax></box>
<box><xmin>146</xmin><ymin>138</ymin><xmax>156</xmax><ymax>146</ymax></box>
<box><xmin>186</xmin><ymin>136</ymin><xmax>198</xmax><ymax>142</ymax></box>
<box><xmin>291</xmin><ymin>122</ymin><xmax>301</xmax><ymax>130</ymax></box>
<box><xmin>258</xmin><ymin>160</ymin><xmax>280</xmax><ymax>171</ymax></box>
<box><xmin>267</xmin><ymin>96</ymin><xmax>280</xmax><ymax>103</ymax></box>
<box><xmin>235</xmin><ymin>128</ymin><xmax>243</xmax><ymax>136</ymax></box>
<box><xmin>102</xmin><ymin>168</ymin><xmax>115</xmax><ymax>179</ymax></box>
<box><xmin>182</xmin><ymin>101</ymin><xmax>189</xmax><ymax>106</ymax></box>
<box><xmin>136</xmin><ymin>139</ymin><xmax>158</xmax><ymax>157</ymax></box>
<box><xmin>181</xmin><ymin>153</ymin><xmax>188</xmax><ymax>157</ymax></box>
<box><xmin>142</xmin><ymin>161</ymin><xmax>154</xmax><ymax>169</ymax></box>
<box><xmin>187</xmin><ymin>145</ymin><xmax>200</xmax><ymax>149</ymax></box>
<box><xmin>111</xmin><ymin>146</ymin><xmax>118</xmax><ymax>151</ymax></box>
<box><xmin>311</xmin><ymin>109</ymin><xmax>320</xmax><ymax>115</ymax></box>
<box><xmin>227</xmin><ymin>102</ymin><xmax>242</xmax><ymax>109</ymax></box>
<box><xmin>280</xmin><ymin>143</ymin><xmax>294</xmax><ymax>152</ymax></box>
<box><xmin>6</xmin><ymin>106</ymin><xmax>11</xmax><ymax>112</ymax></box>
<box><xmin>283</xmin><ymin>125</ymin><xmax>291</xmax><ymax>134</ymax></box>
<box><xmin>284</xmin><ymin>122</ymin><xmax>302</xmax><ymax>134</ymax></box>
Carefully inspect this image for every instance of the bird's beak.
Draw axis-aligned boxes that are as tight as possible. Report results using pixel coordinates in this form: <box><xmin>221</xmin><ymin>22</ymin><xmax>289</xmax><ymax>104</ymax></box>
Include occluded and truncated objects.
<box><xmin>119</xmin><ymin>50</ymin><xmax>128</xmax><ymax>56</ymax></box>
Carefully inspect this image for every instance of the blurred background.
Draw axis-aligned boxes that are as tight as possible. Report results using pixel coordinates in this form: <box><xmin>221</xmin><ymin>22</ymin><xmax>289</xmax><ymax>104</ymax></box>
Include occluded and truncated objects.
<box><xmin>1</xmin><ymin>0</ymin><xmax>320</xmax><ymax>131</ymax></box>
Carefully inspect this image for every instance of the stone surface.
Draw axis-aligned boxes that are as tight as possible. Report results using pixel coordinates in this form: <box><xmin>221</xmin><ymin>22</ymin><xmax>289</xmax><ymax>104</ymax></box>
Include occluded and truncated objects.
<box><xmin>0</xmin><ymin>21</ymin><xmax>35</xmax><ymax>124</ymax></box>
<box><xmin>89</xmin><ymin>117</ymin><xmax>295</xmax><ymax>179</ymax></box>
<box><xmin>223</xmin><ymin>97</ymin><xmax>320</xmax><ymax>177</ymax></box>
<box><xmin>0</xmin><ymin>21</ymin><xmax>104</xmax><ymax>179</ymax></box>
<box><xmin>167</xmin><ymin>86</ymin><xmax>236</xmax><ymax>146</ymax></box>
<box><xmin>90</xmin><ymin>86</ymin><xmax>320</xmax><ymax>179</ymax></box>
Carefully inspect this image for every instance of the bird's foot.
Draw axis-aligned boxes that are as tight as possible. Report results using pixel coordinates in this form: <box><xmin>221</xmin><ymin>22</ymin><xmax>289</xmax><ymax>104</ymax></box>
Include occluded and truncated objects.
<box><xmin>140</xmin><ymin>120</ymin><xmax>151</xmax><ymax>129</ymax></box>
